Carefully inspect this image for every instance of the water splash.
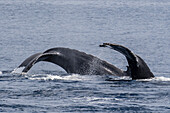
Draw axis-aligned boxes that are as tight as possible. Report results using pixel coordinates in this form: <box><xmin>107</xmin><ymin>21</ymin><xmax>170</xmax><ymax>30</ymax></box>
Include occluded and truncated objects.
<box><xmin>11</xmin><ymin>67</ymin><xmax>170</xmax><ymax>82</ymax></box>
<box><xmin>137</xmin><ymin>76</ymin><xmax>170</xmax><ymax>82</ymax></box>
<box><xmin>11</xmin><ymin>67</ymin><xmax>25</xmax><ymax>74</ymax></box>
<box><xmin>0</xmin><ymin>71</ymin><xmax>2</xmax><ymax>75</ymax></box>
<box><xmin>88</xmin><ymin>58</ymin><xmax>101</xmax><ymax>75</ymax></box>
<box><xmin>154</xmin><ymin>77</ymin><xmax>170</xmax><ymax>81</ymax></box>
<box><xmin>28</xmin><ymin>74</ymin><xmax>92</xmax><ymax>81</ymax></box>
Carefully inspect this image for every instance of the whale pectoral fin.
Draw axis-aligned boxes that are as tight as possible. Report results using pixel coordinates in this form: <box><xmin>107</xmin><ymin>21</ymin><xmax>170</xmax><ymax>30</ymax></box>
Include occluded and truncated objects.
<box><xmin>100</xmin><ymin>43</ymin><xmax>154</xmax><ymax>79</ymax></box>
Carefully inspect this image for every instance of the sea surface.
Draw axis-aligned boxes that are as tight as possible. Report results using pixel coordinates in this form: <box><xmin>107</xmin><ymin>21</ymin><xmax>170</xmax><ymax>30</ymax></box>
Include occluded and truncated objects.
<box><xmin>0</xmin><ymin>0</ymin><xmax>170</xmax><ymax>112</ymax></box>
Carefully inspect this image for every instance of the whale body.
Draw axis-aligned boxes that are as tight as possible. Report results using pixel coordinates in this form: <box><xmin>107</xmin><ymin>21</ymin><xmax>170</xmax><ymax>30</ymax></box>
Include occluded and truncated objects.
<box><xmin>17</xmin><ymin>43</ymin><xmax>154</xmax><ymax>80</ymax></box>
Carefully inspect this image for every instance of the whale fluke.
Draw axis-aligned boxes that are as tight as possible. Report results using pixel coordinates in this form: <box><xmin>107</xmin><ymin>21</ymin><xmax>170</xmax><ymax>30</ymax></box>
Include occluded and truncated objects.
<box><xmin>17</xmin><ymin>48</ymin><xmax>124</xmax><ymax>76</ymax></box>
<box><xmin>17</xmin><ymin>44</ymin><xmax>154</xmax><ymax>80</ymax></box>
<box><xmin>100</xmin><ymin>43</ymin><xmax>154</xmax><ymax>79</ymax></box>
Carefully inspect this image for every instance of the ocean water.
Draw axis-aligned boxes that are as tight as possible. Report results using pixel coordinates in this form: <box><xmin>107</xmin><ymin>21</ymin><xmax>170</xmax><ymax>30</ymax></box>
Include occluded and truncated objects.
<box><xmin>0</xmin><ymin>0</ymin><xmax>170</xmax><ymax>112</ymax></box>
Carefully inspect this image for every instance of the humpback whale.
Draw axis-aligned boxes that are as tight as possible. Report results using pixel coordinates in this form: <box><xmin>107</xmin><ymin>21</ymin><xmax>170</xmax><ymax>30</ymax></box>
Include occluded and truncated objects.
<box><xmin>17</xmin><ymin>43</ymin><xmax>154</xmax><ymax>80</ymax></box>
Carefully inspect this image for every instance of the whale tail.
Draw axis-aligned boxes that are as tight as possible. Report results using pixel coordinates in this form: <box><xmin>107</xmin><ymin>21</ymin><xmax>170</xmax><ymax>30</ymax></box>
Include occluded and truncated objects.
<box><xmin>18</xmin><ymin>53</ymin><xmax>58</xmax><ymax>73</ymax></box>
<box><xmin>18</xmin><ymin>53</ymin><xmax>43</xmax><ymax>72</ymax></box>
<box><xmin>100</xmin><ymin>43</ymin><xmax>154</xmax><ymax>80</ymax></box>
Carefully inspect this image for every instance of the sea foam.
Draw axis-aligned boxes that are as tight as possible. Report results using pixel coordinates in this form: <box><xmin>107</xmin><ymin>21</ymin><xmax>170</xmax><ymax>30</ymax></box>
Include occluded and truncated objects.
<box><xmin>11</xmin><ymin>67</ymin><xmax>25</xmax><ymax>74</ymax></box>
<box><xmin>137</xmin><ymin>76</ymin><xmax>170</xmax><ymax>82</ymax></box>
<box><xmin>28</xmin><ymin>74</ymin><xmax>90</xmax><ymax>81</ymax></box>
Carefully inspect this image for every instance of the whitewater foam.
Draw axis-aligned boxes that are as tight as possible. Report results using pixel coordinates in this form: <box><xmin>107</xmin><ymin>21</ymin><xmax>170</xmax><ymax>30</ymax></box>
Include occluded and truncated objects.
<box><xmin>11</xmin><ymin>67</ymin><xmax>25</xmax><ymax>74</ymax></box>
<box><xmin>28</xmin><ymin>74</ymin><xmax>91</xmax><ymax>81</ymax></box>
<box><xmin>154</xmin><ymin>76</ymin><xmax>170</xmax><ymax>81</ymax></box>
<box><xmin>0</xmin><ymin>71</ymin><xmax>2</xmax><ymax>75</ymax></box>
<box><xmin>137</xmin><ymin>76</ymin><xmax>170</xmax><ymax>82</ymax></box>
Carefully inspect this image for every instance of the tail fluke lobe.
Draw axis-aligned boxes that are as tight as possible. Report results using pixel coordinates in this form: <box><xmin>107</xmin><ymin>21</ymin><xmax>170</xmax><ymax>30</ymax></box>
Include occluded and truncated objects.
<box><xmin>100</xmin><ymin>43</ymin><xmax>137</xmax><ymax>61</ymax></box>
<box><xmin>18</xmin><ymin>52</ymin><xmax>61</xmax><ymax>73</ymax></box>
<box><xmin>18</xmin><ymin>53</ymin><xmax>42</xmax><ymax>73</ymax></box>
<box><xmin>100</xmin><ymin>43</ymin><xmax>154</xmax><ymax>79</ymax></box>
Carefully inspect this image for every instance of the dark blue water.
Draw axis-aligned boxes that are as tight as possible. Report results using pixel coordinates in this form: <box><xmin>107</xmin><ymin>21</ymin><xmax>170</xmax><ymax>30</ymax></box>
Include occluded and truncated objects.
<box><xmin>0</xmin><ymin>0</ymin><xmax>170</xmax><ymax>112</ymax></box>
